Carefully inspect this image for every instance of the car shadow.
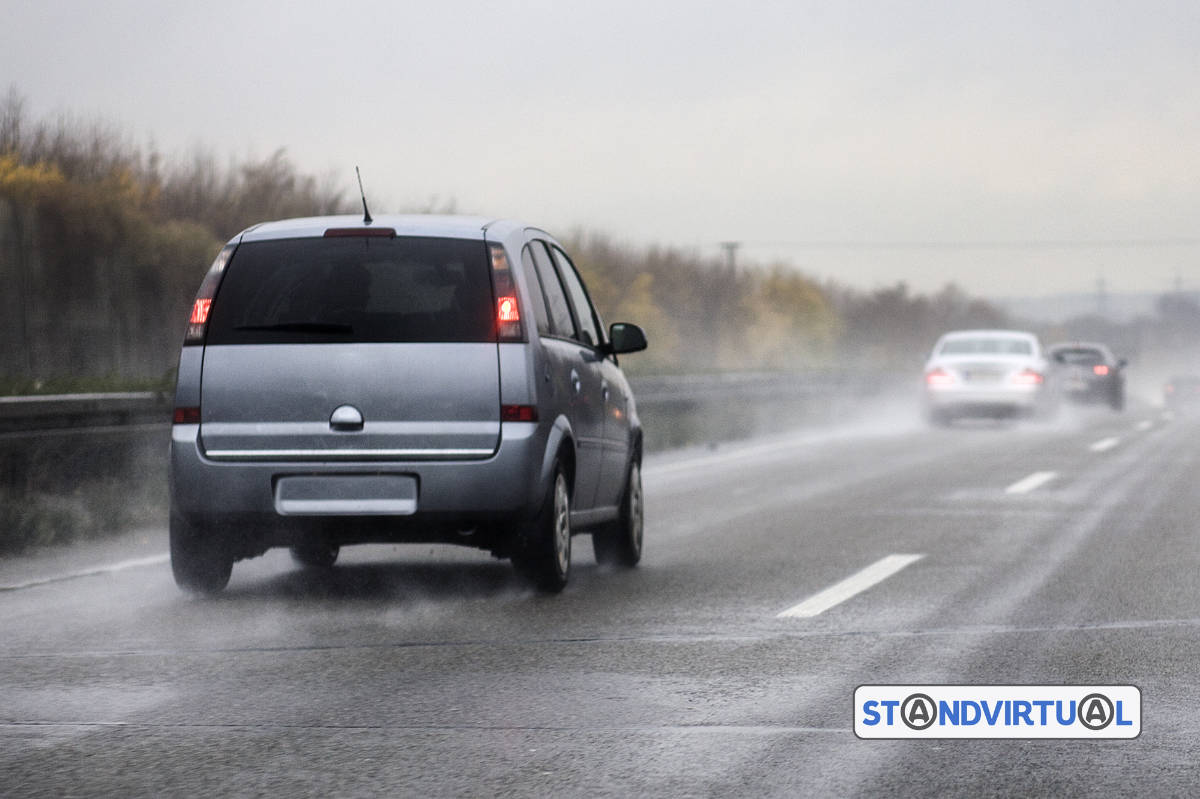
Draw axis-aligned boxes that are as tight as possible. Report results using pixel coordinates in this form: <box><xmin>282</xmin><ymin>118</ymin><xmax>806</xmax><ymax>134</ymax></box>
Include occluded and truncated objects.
<box><xmin>221</xmin><ymin>557</ymin><xmax>601</xmax><ymax>603</ymax></box>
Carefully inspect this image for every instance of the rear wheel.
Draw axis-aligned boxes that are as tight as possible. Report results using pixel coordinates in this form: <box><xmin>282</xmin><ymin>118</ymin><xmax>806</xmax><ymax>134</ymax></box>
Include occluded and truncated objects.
<box><xmin>170</xmin><ymin>513</ymin><xmax>232</xmax><ymax>595</ymax></box>
<box><xmin>291</xmin><ymin>543</ymin><xmax>339</xmax><ymax>569</ymax></box>
<box><xmin>511</xmin><ymin>464</ymin><xmax>571</xmax><ymax>593</ymax></box>
<box><xmin>593</xmin><ymin>459</ymin><xmax>643</xmax><ymax>568</ymax></box>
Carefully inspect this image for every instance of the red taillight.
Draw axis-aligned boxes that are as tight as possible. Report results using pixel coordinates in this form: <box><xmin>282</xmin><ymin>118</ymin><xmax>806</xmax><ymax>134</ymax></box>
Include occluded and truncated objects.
<box><xmin>490</xmin><ymin>244</ymin><xmax>524</xmax><ymax>342</ymax></box>
<box><xmin>1012</xmin><ymin>369</ymin><xmax>1044</xmax><ymax>385</ymax></box>
<box><xmin>501</xmin><ymin>404</ymin><xmax>538</xmax><ymax>422</ymax></box>
<box><xmin>498</xmin><ymin>296</ymin><xmax>520</xmax><ymax>323</ymax></box>
<box><xmin>1093</xmin><ymin>364</ymin><xmax>1109</xmax><ymax>376</ymax></box>
<box><xmin>173</xmin><ymin>406</ymin><xmax>201</xmax><ymax>424</ymax></box>
<box><xmin>190</xmin><ymin>298</ymin><xmax>212</xmax><ymax>325</ymax></box>
<box><xmin>184</xmin><ymin>245</ymin><xmax>233</xmax><ymax>346</ymax></box>
<box><xmin>926</xmin><ymin>368</ymin><xmax>955</xmax><ymax>387</ymax></box>
<box><xmin>1165</xmin><ymin>384</ymin><xmax>1175</xmax><ymax>394</ymax></box>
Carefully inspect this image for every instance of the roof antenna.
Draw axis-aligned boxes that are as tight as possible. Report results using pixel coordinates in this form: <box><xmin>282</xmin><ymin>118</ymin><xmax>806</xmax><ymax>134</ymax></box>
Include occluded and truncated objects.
<box><xmin>355</xmin><ymin>166</ymin><xmax>373</xmax><ymax>224</ymax></box>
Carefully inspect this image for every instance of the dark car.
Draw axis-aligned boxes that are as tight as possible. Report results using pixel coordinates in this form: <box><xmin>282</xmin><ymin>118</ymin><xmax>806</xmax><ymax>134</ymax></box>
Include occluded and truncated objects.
<box><xmin>169</xmin><ymin>215</ymin><xmax>648</xmax><ymax>595</ymax></box>
<box><xmin>1048</xmin><ymin>342</ymin><xmax>1126</xmax><ymax>411</ymax></box>
<box><xmin>1164</xmin><ymin>376</ymin><xmax>1200</xmax><ymax>413</ymax></box>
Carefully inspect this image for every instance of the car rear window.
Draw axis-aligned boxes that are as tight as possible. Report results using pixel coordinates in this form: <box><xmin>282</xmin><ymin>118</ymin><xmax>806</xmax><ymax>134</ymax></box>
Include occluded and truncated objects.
<box><xmin>1054</xmin><ymin>348</ymin><xmax>1105</xmax><ymax>365</ymax></box>
<box><xmin>205</xmin><ymin>236</ymin><xmax>495</xmax><ymax>344</ymax></box>
<box><xmin>940</xmin><ymin>338</ymin><xmax>1033</xmax><ymax>356</ymax></box>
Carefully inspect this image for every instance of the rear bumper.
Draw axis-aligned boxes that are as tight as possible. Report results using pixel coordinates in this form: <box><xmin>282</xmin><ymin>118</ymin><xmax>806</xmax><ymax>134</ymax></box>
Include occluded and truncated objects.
<box><xmin>1063</xmin><ymin>380</ymin><xmax>1117</xmax><ymax>403</ymax></box>
<box><xmin>925</xmin><ymin>385</ymin><xmax>1042</xmax><ymax>417</ymax></box>
<box><xmin>169</xmin><ymin>420</ymin><xmax>548</xmax><ymax>546</ymax></box>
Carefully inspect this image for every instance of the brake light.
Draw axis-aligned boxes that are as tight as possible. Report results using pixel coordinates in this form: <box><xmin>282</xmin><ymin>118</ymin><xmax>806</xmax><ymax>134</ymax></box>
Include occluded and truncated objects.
<box><xmin>190</xmin><ymin>299</ymin><xmax>212</xmax><ymax>325</ymax></box>
<box><xmin>1012</xmin><ymin>369</ymin><xmax>1044</xmax><ymax>385</ymax></box>
<box><xmin>498</xmin><ymin>296</ymin><xmax>520</xmax><ymax>323</ymax></box>
<box><xmin>501</xmin><ymin>404</ymin><xmax>538</xmax><ymax>422</ymax></box>
<box><xmin>1166</xmin><ymin>384</ymin><xmax>1175</xmax><ymax>394</ymax></box>
<box><xmin>183</xmin><ymin>245</ymin><xmax>233</xmax><ymax>345</ymax></box>
<box><xmin>173</xmin><ymin>406</ymin><xmax>201</xmax><ymax>424</ymax></box>
<box><xmin>1093</xmin><ymin>364</ymin><xmax>1109</xmax><ymax>376</ymax></box>
<box><xmin>323</xmin><ymin>227</ymin><xmax>396</xmax><ymax>237</ymax></box>
<box><xmin>925</xmin><ymin>368</ymin><xmax>955</xmax><ymax>387</ymax></box>
<box><xmin>489</xmin><ymin>244</ymin><xmax>524</xmax><ymax>342</ymax></box>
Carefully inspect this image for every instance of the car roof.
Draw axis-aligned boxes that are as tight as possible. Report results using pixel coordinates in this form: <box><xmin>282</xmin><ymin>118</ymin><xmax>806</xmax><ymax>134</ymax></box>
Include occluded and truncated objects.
<box><xmin>938</xmin><ymin>329</ymin><xmax>1038</xmax><ymax>340</ymax></box>
<box><xmin>233</xmin><ymin>214</ymin><xmax>532</xmax><ymax>244</ymax></box>
<box><xmin>1048</xmin><ymin>341</ymin><xmax>1111</xmax><ymax>353</ymax></box>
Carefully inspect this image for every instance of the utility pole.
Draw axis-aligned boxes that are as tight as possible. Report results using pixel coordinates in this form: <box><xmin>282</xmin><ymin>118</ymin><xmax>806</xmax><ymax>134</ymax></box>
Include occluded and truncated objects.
<box><xmin>719</xmin><ymin>241</ymin><xmax>740</xmax><ymax>272</ymax></box>
<box><xmin>709</xmin><ymin>242</ymin><xmax>740</xmax><ymax>364</ymax></box>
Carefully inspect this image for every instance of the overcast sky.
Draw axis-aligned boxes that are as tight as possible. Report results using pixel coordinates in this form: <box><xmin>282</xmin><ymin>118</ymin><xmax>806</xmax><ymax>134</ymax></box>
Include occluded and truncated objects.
<box><xmin>4</xmin><ymin>0</ymin><xmax>1199</xmax><ymax>298</ymax></box>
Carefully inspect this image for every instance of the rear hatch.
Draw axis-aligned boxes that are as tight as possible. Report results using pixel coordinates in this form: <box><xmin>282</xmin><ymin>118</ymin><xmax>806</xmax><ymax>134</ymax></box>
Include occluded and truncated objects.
<box><xmin>938</xmin><ymin>355</ymin><xmax>1029</xmax><ymax>385</ymax></box>
<box><xmin>198</xmin><ymin>233</ymin><xmax>501</xmax><ymax>461</ymax></box>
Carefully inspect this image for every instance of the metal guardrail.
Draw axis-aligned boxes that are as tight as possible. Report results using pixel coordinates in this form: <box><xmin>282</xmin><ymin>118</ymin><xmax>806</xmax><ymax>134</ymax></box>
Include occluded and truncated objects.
<box><xmin>0</xmin><ymin>392</ymin><xmax>171</xmax><ymax>434</ymax></box>
<box><xmin>629</xmin><ymin>372</ymin><xmax>850</xmax><ymax>403</ymax></box>
<box><xmin>0</xmin><ymin>374</ymin><xmax>872</xmax><ymax>434</ymax></box>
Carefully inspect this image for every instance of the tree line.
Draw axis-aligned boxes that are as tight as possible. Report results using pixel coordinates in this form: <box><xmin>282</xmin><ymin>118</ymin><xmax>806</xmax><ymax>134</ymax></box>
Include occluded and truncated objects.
<box><xmin>7</xmin><ymin>88</ymin><xmax>1193</xmax><ymax>393</ymax></box>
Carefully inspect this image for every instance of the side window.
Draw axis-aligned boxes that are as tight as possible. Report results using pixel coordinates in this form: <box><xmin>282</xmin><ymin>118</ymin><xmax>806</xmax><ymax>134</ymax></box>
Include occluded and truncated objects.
<box><xmin>529</xmin><ymin>241</ymin><xmax>576</xmax><ymax>339</ymax></box>
<box><xmin>551</xmin><ymin>246</ymin><xmax>602</xmax><ymax>347</ymax></box>
<box><xmin>519</xmin><ymin>245</ymin><xmax>551</xmax><ymax>336</ymax></box>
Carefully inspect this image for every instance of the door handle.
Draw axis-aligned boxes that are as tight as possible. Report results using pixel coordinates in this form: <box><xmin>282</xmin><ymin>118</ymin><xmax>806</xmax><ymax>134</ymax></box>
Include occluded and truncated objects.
<box><xmin>570</xmin><ymin>370</ymin><xmax>582</xmax><ymax>394</ymax></box>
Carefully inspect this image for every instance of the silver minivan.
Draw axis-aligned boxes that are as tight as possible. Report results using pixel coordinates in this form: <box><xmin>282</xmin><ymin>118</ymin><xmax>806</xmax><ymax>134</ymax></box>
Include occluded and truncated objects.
<box><xmin>169</xmin><ymin>215</ymin><xmax>647</xmax><ymax>594</ymax></box>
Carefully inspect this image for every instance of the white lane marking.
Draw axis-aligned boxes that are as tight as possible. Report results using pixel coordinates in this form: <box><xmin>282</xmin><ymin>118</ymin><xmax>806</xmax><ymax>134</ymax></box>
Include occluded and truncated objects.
<box><xmin>1004</xmin><ymin>471</ymin><xmax>1058</xmax><ymax>495</ymax></box>
<box><xmin>1089</xmin><ymin>437</ymin><xmax>1120</xmax><ymax>452</ymax></box>
<box><xmin>0</xmin><ymin>554</ymin><xmax>169</xmax><ymax>592</ymax></box>
<box><xmin>777</xmin><ymin>554</ymin><xmax>924</xmax><ymax>619</ymax></box>
<box><xmin>1135</xmin><ymin>420</ymin><xmax>1153</xmax><ymax>432</ymax></box>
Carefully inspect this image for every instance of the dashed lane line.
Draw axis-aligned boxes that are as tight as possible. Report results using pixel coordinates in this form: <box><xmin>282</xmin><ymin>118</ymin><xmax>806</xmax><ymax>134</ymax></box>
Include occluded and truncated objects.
<box><xmin>777</xmin><ymin>554</ymin><xmax>924</xmax><ymax>619</ymax></box>
<box><xmin>0</xmin><ymin>554</ymin><xmax>169</xmax><ymax>592</ymax></box>
<box><xmin>1089</xmin><ymin>437</ymin><xmax>1121</xmax><ymax>453</ymax></box>
<box><xmin>1004</xmin><ymin>471</ymin><xmax>1058</xmax><ymax>495</ymax></box>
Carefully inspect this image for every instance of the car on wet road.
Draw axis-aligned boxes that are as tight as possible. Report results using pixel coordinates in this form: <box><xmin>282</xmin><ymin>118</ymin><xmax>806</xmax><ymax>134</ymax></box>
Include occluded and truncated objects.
<box><xmin>1047</xmin><ymin>342</ymin><xmax>1127</xmax><ymax>411</ymax></box>
<box><xmin>923</xmin><ymin>329</ymin><xmax>1056</xmax><ymax>425</ymax></box>
<box><xmin>169</xmin><ymin>215</ymin><xmax>648</xmax><ymax>595</ymax></box>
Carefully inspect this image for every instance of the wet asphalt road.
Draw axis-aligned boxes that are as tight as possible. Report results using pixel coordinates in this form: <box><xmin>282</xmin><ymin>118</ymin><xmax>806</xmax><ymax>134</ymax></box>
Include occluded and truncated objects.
<box><xmin>3</xmin><ymin>404</ymin><xmax>1200</xmax><ymax>796</ymax></box>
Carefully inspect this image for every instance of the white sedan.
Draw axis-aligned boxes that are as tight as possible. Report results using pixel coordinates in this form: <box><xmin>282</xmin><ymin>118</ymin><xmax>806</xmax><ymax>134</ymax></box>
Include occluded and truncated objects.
<box><xmin>923</xmin><ymin>329</ymin><xmax>1056</xmax><ymax>425</ymax></box>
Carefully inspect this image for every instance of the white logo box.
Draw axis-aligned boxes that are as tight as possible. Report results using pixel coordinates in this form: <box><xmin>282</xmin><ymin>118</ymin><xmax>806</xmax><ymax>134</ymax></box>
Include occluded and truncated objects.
<box><xmin>854</xmin><ymin>684</ymin><xmax>1141</xmax><ymax>739</ymax></box>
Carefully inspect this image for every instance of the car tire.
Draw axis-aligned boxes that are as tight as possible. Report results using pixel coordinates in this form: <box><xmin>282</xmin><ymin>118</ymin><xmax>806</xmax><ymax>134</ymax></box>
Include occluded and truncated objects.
<box><xmin>1110</xmin><ymin>389</ymin><xmax>1125</xmax><ymax>412</ymax></box>
<box><xmin>593</xmin><ymin>459</ymin><xmax>643</xmax><ymax>568</ymax></box>
<box><xmin>291</xmin><ymin>544</ymin><xmax>339</xmax><ymax>569</ymax></box>
<box><xmin>511</xmin><ymin>464</ymin><xmax>571</xmax><ymax>593</ymax></box>
<box><xmin>170</xmin><ymin>513</ymin><xmax>232</xmax><ymax>595</ymax></box>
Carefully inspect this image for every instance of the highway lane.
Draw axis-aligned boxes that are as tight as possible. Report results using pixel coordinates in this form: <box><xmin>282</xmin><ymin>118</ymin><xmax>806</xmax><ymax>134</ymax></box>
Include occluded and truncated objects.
<box><xmin>2</xmin><ymin>405</ymin><xmax>1199</xmax><ymax>796</ymax></box>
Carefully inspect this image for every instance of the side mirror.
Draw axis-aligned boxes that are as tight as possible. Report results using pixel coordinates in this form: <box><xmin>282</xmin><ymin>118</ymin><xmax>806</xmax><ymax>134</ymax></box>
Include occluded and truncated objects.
<box><xmin>607</xmin><ymin>323</ymin><xmax>648</xmax><ymax>355</ymax></box>
<box><xmin>1118</xmin><ymin>358</ymin><xmax>1128</xmax><ymax>369</ymax></box>
<box><xmin>1052</xmin><ymin>352</ymin><xmax>1066</xmax><ymax>364</ymax></box>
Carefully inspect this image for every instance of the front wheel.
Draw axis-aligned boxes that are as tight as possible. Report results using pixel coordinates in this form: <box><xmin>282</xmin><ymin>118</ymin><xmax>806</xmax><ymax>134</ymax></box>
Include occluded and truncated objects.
<box><xmin>170</xmin><ymin>513</ymin><xmax>232</xmax><ymax>595</ymax></box>
<box><xmin>593</xmin><ymin>459</ymin><xmax>643</xmax><ymax>568</ymax></box>
<box><xmin>511</xmin><ymin>464</ymin><xmax>571</xmax><ymax>593</ymax></box>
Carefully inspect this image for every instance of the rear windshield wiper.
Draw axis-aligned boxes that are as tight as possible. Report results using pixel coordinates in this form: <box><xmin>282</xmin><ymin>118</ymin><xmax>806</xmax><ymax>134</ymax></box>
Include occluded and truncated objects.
<box><xmin>234</xmin><ymin>322</ymin><xmax>354</xmax><ymax>335</ymax></box>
